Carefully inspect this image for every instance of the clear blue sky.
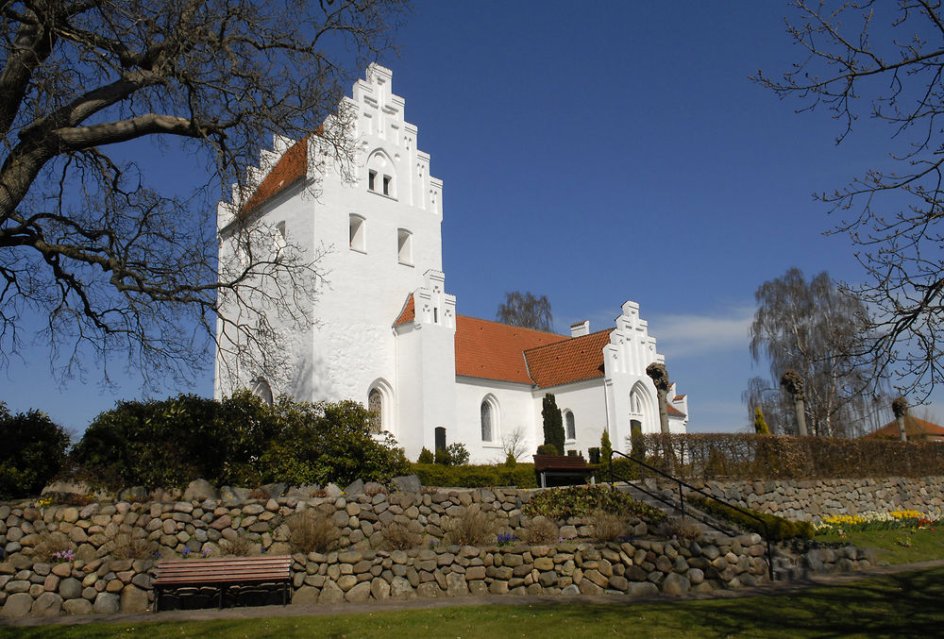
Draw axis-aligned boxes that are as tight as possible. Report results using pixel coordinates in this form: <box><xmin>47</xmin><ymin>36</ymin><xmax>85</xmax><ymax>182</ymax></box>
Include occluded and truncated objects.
<box><xmin>3</xmin><ymin>1</ymin><xmax>936</xmax><ymax>436</ymax></box>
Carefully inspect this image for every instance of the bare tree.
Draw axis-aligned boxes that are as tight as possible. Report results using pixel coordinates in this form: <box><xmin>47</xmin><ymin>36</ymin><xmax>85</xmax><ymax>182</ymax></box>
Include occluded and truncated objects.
<box><xmin>500</xmin><ymin>424</ymin><xmax>528</xmax><ymax>461</ymax></box>
<box><xmin>748</xmin><ymin>268</ymin><xmax>886</xmax><ymax>437</ymax></box>
<box><xmin>496</xmin><ymin>291</ymin><xmax>554</xmax><ymax>332</ymax></box>
<box><xmin>755</xmin><ymin>0</ymin><xmax>944</xmax><ymax>399</ymax></box>
<box><xmin>0</xmin><ymin>0</ymin><xmax>404</xmax><ymax>387</ymax></box>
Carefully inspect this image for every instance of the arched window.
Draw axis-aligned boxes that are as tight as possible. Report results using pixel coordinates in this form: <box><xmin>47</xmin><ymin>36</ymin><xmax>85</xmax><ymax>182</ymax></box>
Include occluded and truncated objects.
<box><xmin>565</xmin><ymin>410</ymin><xmax>576</xmax><ymax>441</ymax></box>
<box><xmin>250</xmin><ymin>377</ymin><xmax>273</xmax><ymax>406</ymax></box>
<box><xmin>349</xmin><ymin>214</ymin><xmax>366</xmax><ymax>252</ymax></box>
<box><xmin>481</xmin><ymin>401</ymin><xmax>492</xmax><ymax>442</ymax></box>
<box><xmin>480</xmin><ymin>395</ymin><xmax>499</xmax><ymax>442</ymax></box>
<box><xmin>367</xmin><ymin>149</ymin><xmax>396</xmax><ymax>199</ymax></box>
<box><xmin>368</xmin><ymin>388</ymin><xmax>383</xmax><ymax>434</ymax></box>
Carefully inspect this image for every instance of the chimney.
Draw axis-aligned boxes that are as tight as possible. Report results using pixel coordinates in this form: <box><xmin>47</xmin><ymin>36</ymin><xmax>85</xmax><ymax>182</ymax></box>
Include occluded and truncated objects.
<box><xmin>570</xmin><ymin>320</ymin><xmax>590</xmax><ymax>338</ymax></box>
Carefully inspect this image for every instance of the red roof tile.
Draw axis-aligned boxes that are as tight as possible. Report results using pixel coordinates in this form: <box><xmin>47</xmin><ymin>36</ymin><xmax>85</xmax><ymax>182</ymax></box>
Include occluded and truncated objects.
<box><xmin>523</xmin><ymin>329</ymin><xmax>613</xmax><ymax>389</ymax></box>
<box><xmin>394</xmin><ymin>294</ymin><xmax>415</xmax><ymax>326</ymax></box>
<box><xmin>666</xmin><ymin>403</ymin><xmax>686</xmax><ymax>418</ymax></box>
<box><xmin>241</xmin><ymin>136</ymin><xmax>308</xmax><ymax>215</ymax></box>
<box><xmin>866</xmin><ymin>416</ymin><xmax>944</xmax><ymax>439</ymax></box>
<box><xmin>455</xmin><ymin>316</ymin><xmax>566</xmax><ymax>384</ymax></box>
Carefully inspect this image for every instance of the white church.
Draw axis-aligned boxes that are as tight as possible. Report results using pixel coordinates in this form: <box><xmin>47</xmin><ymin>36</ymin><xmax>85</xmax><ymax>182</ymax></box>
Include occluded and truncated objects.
<box><xmin>214</xmin><ymin>65</ymin><xmax>688</xmax><ymax>463</ymax></box>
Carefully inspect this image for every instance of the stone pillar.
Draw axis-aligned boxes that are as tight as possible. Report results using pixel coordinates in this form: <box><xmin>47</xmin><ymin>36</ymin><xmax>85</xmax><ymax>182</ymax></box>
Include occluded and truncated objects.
<box><xmin>892</xmin><ymin>397</ymin><xmax>908</xmax><ymax>443</ymax></box>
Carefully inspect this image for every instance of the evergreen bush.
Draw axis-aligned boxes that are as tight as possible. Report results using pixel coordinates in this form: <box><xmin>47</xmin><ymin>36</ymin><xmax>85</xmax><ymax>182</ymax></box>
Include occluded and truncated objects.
<box><xmin>70</xmin><ymin>393</ymin><xmax>409</xmax><ymax>489</ymax></box>
<box><xmin>541</xmin><ymin>394</ymin><xmax>565</xmax><ymax>454</ymax></box>
<box><xmin>0</xmin><ymin>403</ymin><xmax>70</xmax><ymax>498</ymax></box>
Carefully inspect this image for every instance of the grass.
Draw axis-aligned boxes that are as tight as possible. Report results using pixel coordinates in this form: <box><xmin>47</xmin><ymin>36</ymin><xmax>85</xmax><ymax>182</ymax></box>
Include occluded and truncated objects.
<box><xmin>3</xmin><ymin>567</ymin><xmax>944</xmax><ymax>638</ymax></box>
<box><xmin>814</xmin><ymin>524</ymin><xmax>944</xmax><ymax>564</ymax></box>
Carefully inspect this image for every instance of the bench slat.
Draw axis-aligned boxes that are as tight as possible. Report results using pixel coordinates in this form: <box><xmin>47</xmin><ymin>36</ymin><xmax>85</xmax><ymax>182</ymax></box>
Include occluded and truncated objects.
<box><xmin>153</xmin><ymin>556</ymin><xmax>292</xmax><ymax>586</ymax></box>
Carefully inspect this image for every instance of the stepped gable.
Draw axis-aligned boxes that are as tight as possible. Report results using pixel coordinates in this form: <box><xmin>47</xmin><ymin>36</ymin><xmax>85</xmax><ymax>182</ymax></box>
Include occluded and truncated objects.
<box><xmin>241</xmin><ymin>136</ymin><xmax>309</xmax><ymax>215</ymax></box>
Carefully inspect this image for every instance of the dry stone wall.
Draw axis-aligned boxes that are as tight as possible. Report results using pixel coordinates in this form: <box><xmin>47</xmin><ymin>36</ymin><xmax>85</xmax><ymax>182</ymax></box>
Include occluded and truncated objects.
<box><xmin>690</xmin><ymin>476</ymin><xmax>944</xmax><ymax>522</ymax></box>
<box><xmin>0</xmin><ymin>477</ymin><xmax>907</xmax><ymax>619</ymax></box>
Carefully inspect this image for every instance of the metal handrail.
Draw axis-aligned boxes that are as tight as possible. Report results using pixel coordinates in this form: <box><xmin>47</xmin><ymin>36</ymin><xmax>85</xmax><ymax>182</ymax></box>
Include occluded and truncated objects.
<box><xmin>608</xmin><ymin>450</ymin><xmax>775</xmax><ymax>581</ymax></box>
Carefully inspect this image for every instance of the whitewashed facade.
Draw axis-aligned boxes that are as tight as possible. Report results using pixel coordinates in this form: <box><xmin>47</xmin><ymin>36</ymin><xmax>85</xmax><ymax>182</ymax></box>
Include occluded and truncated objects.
<box><xmin>215</xmin><ymin>65</ymin><xmax>688</xmax><ymax>463</ymax></box>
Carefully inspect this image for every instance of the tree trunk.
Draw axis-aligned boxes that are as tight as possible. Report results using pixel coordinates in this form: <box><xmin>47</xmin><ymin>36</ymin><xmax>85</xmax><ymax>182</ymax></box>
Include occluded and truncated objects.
<box><xmin>794</xmin><ymin>397</ymin><xmax>808</xmax><ymax>437</ymax></box>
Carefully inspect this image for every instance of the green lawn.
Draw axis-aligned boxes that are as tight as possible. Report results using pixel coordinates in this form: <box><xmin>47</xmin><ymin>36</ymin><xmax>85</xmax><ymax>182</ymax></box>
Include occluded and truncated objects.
<box><xmin>814</xmin><ymin>524</ymin><xmax>944</xmax><ymax>564</ymax></box>
<box><xmin>3</xmin><ymin>567</ymin><xmax>944</xmax><ymax>639</ymax></box>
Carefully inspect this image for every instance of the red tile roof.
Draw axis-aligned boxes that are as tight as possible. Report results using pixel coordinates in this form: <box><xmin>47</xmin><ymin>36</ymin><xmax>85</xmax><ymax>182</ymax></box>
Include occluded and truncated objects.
<box><xmin>455</xmin><ymin>316</ymin><xmax>566</xmax><ymax>384</ymax></box>
<box><xmin>241</xmin><ymin>136</ymin><xmax>308</xmax><ymax>215</ymax></box>
<box><xmin>866</xmin><ymin>416</ymin><xmax>944</xmax><ymax>440</ymax></box>
<box><xmin>523</xmin><ymin>329</ymin><xmax>612</xmax><ymax>388</ymax></box>
<box><xmin>666</xmin><ymin>403</ymin><xmax>687</xmax><ymax>418</ymax></box>
<box><xmin>394</xmin><ymin>294</ymin><xmax>415</xmax><ymax>326</ymax></box>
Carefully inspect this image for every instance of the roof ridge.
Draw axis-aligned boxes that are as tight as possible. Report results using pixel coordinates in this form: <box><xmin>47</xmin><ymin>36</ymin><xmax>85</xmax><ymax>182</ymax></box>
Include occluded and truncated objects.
<box><xmin>523</xmin><ymin>327</ymin><xmax>614</xmax><ymax>355</ymax></box>
<box><xmin>455</xmin><ymin>314</ymin><xmax>565</xmax><ymax>338</ymax></box>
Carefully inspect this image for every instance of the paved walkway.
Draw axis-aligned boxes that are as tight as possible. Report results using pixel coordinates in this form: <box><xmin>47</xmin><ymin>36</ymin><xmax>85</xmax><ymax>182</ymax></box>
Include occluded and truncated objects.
<box><xmin>5</xmin><ymin>559</ymin><xmax>944</xmax><ymax>629</ymax></box>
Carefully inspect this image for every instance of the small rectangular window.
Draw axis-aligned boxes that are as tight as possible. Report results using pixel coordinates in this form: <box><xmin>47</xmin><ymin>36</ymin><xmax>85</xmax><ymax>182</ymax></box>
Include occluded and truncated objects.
<box><xmin>397</xmin><ymin>228</ymin><xmax>413</xmax><ymax>266</ymax></box>
<box><xmin>368</xmin><ymin>170</ymin><xmax>376</xmax><ymax>191</ymax></box>
<box><xmin>383</xmin><ymin>175</ymin><xmax>391</xmax><ymax>196</ymax></box>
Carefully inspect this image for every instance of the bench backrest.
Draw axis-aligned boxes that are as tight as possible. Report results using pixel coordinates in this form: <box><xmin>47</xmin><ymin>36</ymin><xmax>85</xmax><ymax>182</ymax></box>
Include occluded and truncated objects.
<box><xmin>153</xmin><ymin>555</ymin><xmax>292</xmax><ymax>586</ymax></box>
<box><xmin>533</xmin><ymin>454</ymin><xmax>589</xmax><ymax>471</ymax></box>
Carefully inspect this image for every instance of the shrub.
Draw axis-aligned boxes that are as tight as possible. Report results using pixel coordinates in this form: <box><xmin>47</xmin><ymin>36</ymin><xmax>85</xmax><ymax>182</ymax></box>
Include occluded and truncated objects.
<box><xmin>658</xmin><ymin>516</ymin><xmax>703</xmax><ymax>542</ymax></box>
<box><xmin>590</xmin><ymin>510</ymin><xmax>628</xmax><ymax>542</ymax></box>
<box><xmin>689</xmin><ymin>496</ymin><xmax>814</xmax><ymax>541</ymax></box>
<box><xmin>0</xmin><ymin>403</ymin><xmax>70</xmax><ymax>499</ymax></box>
<box><xmin>110</xmin><ymin>533</ymin><xmax>155</xmax><ymax>560</ymax></box>
<box><xmin>444</xmin><ymin>505</ymin><xmax>495</xmax><ymax>546</ymax></box>
<box><xmin>410</xmin><ymin>463</ymin><xmax>537</xmax><ymax>488</ymax></box>
<box><xmin>601</xmin><ymin>428</ymin><xmax>613</xmax><ymax>471</ymax></box>
<box><xmin>219</xmin><ymin>535</ymin><xmax>254</xmax><ymax>557</ymax></box>
<box><xmin>71</xmin><ymin>393</ymin><xmax>409</xmax><ymax>490</ymax></box>
<box><xmin>287</xmin><ymin>510</ymin><xmax>339</xmax><ymax>553</ymax></box>
<box><xmin>417</xmin><ymin>448</ymin><xmax>435</xmax><ymax>464</ymax></box>
<box><xmin>522</xmin><ymin>517</ymin><xmax>559</xmax><ymax>545</ymax></box>
<box><xmin>33</xmin><ymin>533</ymin><xmax>73</xmax><ymax>562</ymax></box>
<box><xmin>433</xmin><ymin>443</ymin><xmax>469</xmax><ymax>466</ymax></box>
<box><xmin>383</xmin><ymin>521</ymin><xmax>422</xmax><ymax>550</ymax></box>
<box><xmin>504</xmin><ymin>452</ymin><xmax>517</xmax><ymax>467</ymax></box>
<box><xmin>536</xmin><ymin>444</ymin><xmax>558</xmax><ymax>456</ymax></box>
<box><xmin>525</xmin><ymin>485</ymin><xmax>665</xmax><ymax>523</ymax></box>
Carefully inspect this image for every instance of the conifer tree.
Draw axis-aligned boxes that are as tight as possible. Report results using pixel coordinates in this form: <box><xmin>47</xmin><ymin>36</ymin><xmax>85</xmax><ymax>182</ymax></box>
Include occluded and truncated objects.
<box><xmin>542</xmin><ymin>394</ymin><xmax>565</xmax><ymax>454</ymax></box>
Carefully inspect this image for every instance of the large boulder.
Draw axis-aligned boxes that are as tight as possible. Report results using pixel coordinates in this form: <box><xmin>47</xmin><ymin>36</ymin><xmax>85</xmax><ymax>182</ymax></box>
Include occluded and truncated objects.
<box><xmin>183</xmin><ymin>479</ymin><xmax>218</xmax><ymax>502</ymax></box>
<box><xmin>390</xmin><ymin>475</ymin><xmax>421</xmax><ymax>493</ymax></box>
<box><xmin>0</xmin><ymin>593</ymin><xmax>34</xmax><ymax>618</ymax></box>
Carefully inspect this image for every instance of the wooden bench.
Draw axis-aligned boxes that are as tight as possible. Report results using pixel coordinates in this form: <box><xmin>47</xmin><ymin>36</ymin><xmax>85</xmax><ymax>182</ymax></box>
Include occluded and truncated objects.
<box><xmin>152</xmin><ymin>555</ymin><xmax>293</xmax><ymax>611</ymax></box>
<box><xmin>533</xmin><ymin>454</ymin><xmax>596</xmax><ymax>488</ymax></box>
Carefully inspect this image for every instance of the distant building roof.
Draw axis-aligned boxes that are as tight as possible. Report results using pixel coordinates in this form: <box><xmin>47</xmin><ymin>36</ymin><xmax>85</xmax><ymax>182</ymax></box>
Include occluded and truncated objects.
<box><xmin>866</xmin><ymin>415</ymin><xmax>944</xmax><ymax>441</ymax></box>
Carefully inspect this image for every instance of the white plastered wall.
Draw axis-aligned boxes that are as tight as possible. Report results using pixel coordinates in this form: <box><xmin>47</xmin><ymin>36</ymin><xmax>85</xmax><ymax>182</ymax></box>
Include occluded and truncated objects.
<box><xmin>455</xmin><ymin>378</ymin><xmax>540</xmax><ymax>464</ymax></box>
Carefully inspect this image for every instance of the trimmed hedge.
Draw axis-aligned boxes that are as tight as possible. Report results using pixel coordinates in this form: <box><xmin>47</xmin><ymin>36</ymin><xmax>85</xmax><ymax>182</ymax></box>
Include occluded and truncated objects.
<box><xmin>410</xmin><ymin>463</ymin><xmax>537</xmax><ymax>488</ymax></box>
<box><xmin>689</xmin><ymin>495</ymin><xmax>815</xmax><ymax>541</ymax></box>
<box><xmin>623</xmin><ymin>433</ymin><xmax>944</xmax><ymax>481</ymax></box>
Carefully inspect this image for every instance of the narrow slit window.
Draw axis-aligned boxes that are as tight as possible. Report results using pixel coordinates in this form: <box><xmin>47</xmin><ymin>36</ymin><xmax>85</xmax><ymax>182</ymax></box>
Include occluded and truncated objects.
<box><xmin>368</xmin><ymin>170</ymin><xmax>377</xmax><ymax>192</ymax></box>
<box><xmin>397</xmin><ymin>229</ymin><xmax>413</xmax><ymax>265</ymax></box>
<box><xmin>349</xmin><ymin>214</ymin><xmax>366</xmax><ymax>252</ymax></box>
<box><xmin>383</xmin><ymin>175</ymin><xmax>392</xmax><ymax>196</ymax></box>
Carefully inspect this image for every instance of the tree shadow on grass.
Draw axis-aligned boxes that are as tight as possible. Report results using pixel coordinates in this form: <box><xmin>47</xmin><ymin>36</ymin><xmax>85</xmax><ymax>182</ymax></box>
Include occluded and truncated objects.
<box><xmin>517</xmin><ymin>568</ymin><xmax>944</xmax><ymax>638</ymax></box>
